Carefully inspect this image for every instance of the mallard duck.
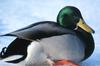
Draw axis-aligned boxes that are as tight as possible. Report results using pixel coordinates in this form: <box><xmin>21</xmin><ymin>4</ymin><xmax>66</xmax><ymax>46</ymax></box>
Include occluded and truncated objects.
<box><xmin>0</xmin><ymin>6</ymin><xmax>95</xmax><ymax>66</ymax></box>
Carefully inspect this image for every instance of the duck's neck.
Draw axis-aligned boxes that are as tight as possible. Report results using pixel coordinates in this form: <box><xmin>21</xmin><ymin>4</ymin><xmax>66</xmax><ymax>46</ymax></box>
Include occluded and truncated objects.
<box><xmin>75</xmin><ymin>27</ymin><xmax>95</xmax><ymax>60</ymax></box>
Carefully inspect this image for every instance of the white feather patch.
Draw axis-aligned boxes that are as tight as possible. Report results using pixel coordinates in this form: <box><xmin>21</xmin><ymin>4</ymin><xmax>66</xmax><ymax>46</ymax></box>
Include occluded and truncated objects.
<box><xmin>2</xmin><ymin>55</ymin><xmax>23</xmax><ymax>62</ymax></box>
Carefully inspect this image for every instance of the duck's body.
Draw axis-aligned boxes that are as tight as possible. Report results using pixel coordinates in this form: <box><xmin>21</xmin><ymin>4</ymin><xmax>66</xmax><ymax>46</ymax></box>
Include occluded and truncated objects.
<box><xmin>0</xmin><ymin>6</ymin><xmax>95</xmax><ymax>66</ymax></box>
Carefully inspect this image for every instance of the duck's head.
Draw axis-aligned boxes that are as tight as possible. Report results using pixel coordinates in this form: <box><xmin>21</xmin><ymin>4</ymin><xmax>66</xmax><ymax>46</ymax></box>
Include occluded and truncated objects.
<box><xmin>57</xmin><ymin>6</ymin><xmax>95</xmax><ymax>33</ymax></box>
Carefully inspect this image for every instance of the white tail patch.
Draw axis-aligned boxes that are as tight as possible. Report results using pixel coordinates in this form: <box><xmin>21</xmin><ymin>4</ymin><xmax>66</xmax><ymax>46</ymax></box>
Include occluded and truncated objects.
<box><xmin>2</xmin><ymin>55</ymin><xmax>23</xmax><ymax>62</ymax></box>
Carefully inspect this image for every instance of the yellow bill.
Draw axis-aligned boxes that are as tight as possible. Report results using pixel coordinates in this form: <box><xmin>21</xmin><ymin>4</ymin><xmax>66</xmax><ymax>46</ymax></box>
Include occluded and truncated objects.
<box><xmin>77</xmin><ymin>19</ymin><xmax>95</xmax><ymax>33</ymax></box>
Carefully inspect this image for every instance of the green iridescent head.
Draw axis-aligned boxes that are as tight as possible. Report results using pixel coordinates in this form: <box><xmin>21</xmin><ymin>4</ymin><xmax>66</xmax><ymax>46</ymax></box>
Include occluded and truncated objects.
<box><xmin>57</xmin><ymin>6</ymin><xmax>94</xmax><ymax>33</ymax></box>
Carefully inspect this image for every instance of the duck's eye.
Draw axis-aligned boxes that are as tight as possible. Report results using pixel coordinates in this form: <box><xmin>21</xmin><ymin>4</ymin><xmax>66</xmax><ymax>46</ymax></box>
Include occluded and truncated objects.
<box><xmin>73</xmin><ymin>16</ymin><xmax>79</xmax><ymax>20</ymax></box>
<box><xmin>72</xmin><ymin>16</ymin><xmax>79</xmax><ymax>23</ymax></box>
